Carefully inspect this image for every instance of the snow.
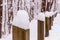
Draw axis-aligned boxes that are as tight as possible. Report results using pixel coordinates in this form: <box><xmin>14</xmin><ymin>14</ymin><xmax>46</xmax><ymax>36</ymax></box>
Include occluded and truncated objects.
<box><xmin>45</xmin><ymin>13</ymin><xmax>60</xmax><ymax>40</ymax></box>
<box><xmin>53</xmin><ymin>11</ymin><xmax>57</xmax><ymax>15</ymax></box>
<box><xmin>0</xmin><ymin>26</ymin><xmax>12</xmax><ymax>40</ymax></box>
<box><xmin>35</xmin><ymin>12</ymin><xmax>45</xmax><ymax>21</ymax></box>
<box><xmin>45</xmin><ymin>11</ymin><xmax>57</xmax><ymax>18</ymax></box>
<box><xmin>12</xmin><ymin>10</ymin><xmax>30</xmax><ymax>29</ymax></box>
<box><xmin>1</xmin><ymin>0</ymin><xmax>60</xmax><ymax>40</ymax></box>
<box><xmin>2</xmin><ymin>34</ymin><xmax>12</xmax><ymax>40</ymax></box>
<box><xmin>29</xmin><ymin>19</ymin><xmax>38</xmax><ymax>40</ymax></box>
<box><xmin>45</xmin><ymin>11</ymin><xmax>54</xmax><ymax>17</ymax></box>
<box><xmin>12</xmin><ymin>10</ymin><xmax>39</xmax><ymax>40</ymax></box>
<box><xmin>34</xmin><ymin>12</ymin><xmax>45</xmax><ymax>37</ymax></box>
<box><xmin>57</xmin><ymin>0</ymin><xmax>60</xmax><ymax>13</ymax></box>
<box><xmin>57</xmin><ymin>0</ymin><xmax>60</xmax><ymax>3</ymax></box>
<box><xmin>1</xmin><ymin>11</ymin><xmax>60</xmax><ymax>40</ymax></box>
<box><xmin>1</xmin><ymin>12</ymin><xmax>60</xmax><ymax>40</ymax></box>
<box><xmin>12</xmin><ymin>10</ymin><xmax>38</xmax><ymax>40</ymax></box>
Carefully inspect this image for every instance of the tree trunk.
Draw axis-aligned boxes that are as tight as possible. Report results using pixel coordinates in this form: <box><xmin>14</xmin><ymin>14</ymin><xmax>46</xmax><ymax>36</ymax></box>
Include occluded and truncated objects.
<box><xmin>0</xmin><ymin>0</ymin><xmax>2</xmax><ymax>38</ymax></box>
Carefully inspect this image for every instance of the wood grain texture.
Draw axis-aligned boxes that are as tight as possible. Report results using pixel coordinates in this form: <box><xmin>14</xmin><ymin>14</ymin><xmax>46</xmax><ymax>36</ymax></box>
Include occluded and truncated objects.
<box><xmin>12</xmin><ymin>26</ymin><xmax>29</xmax><ymax>40</ymax></box>
<box><xmin>45</xmin><ymin>17</ymin><xmax>50</xmax><ymax>37</ymax></box>
<box><xmin>38</xmin><ymin>20</ymin><xmax>44</xmax><ymax>40</ymax></box>
<box><xmin>25</xmin><ymin>29</ymin><xmax>30</xmax><ymax>40</ymax></box>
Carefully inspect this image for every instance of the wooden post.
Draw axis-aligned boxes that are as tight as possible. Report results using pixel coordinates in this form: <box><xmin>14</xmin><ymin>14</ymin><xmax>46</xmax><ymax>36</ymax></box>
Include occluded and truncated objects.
<box><xmin>38</xmin><ymin>20</ymin><xmax>44</xmax><ymax>40</ymax></box>
<box><xmin>49</xmin><ymin>16</ymin><xmax>53</xmax><ymax>30</ymax></box>
<box><xmin>25</xmin><ymin>29</ymin><xmax>30</xmax><ymax>40</ymax></box>
<box><xmin>13</xmin><ymin>25</ymin><xmax>29</xmax><ymax>40</ymax></box>
<box><xmin>45</xmin><ymin>17</ymin><xmax>50</xmax><ymax>37</ymax></box>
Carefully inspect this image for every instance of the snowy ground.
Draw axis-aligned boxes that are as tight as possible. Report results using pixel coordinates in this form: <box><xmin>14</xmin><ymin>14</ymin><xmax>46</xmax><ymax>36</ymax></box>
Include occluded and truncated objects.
<box><xmin>0</xmin><ymin>13</ymin><xmax>60</xmax><ymax>40</ymax></box>
<box><xmin>45</xmin><ymin>13</ymin><xmax>60</xmax><ymax>40</ymax></box>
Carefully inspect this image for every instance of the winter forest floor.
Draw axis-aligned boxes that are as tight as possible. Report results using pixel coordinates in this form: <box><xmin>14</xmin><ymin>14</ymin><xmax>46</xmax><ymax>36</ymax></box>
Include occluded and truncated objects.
<box><xmin>0</xmin><ymin>13</ymin><xmax>60</xmax><ymax>40</ymax></box>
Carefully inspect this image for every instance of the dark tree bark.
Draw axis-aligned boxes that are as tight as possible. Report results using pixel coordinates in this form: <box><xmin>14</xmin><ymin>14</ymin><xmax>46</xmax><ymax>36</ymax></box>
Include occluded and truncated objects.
<box><xmin>0</xmin><ymin>0</ymin><xmax>2</xmax><ymax>38</ymax></box>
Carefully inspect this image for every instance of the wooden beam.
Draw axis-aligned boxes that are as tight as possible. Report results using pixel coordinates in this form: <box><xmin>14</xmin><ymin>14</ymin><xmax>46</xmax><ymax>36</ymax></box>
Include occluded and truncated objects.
<box><xmin>12</xmin><ymin>25</ymin><xmax>29</xmax><ymax>40</ymax></box>
<box><xmin>38</xmin><ymin>20</ymin><xmax>44</xmax><ymax>40</ymax></box>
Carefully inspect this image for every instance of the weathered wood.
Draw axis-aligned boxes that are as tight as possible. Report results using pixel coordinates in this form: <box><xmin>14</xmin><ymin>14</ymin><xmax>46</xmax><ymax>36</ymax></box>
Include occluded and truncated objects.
<box><xmin>45</xmin><ymin>17</ymin><xmax>50</xmax><ymax>37</ymax></box>
<box><xmin>13</xmin><ymin>26</ymin><xmax>29</xmax><ymax>40</ymax></box>
<box><xmin>25</xmin><ymin>29</ymin><xmax>30</xmax><ymax>40</ymax></box>
<box><xmin>38</xmin><ymin>20</ymin><xmax>44</xmax><ymax>40</ymax></box>
<box><xmin>49</xmin><ymin>17</ymin><xmax>53</xmax><ymax>30</ymax></box>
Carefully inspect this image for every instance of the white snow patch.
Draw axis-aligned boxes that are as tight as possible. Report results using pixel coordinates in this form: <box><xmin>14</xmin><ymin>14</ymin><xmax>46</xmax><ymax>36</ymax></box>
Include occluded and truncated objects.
<box><xmin>45</xmin><ymin>11</ymin><xmax>54</xmax><ymax>17</ymax></box>
<box><xmin>29</xmin><ymin>19</ymin><xmax>38</xmax><ymax>40</ymax></box>
<box><xmin>35</xmin><ymin>12</ymin><xmax>45</xmax><ymax>21</ymax></box>
<box><xmin>12</xmin><ymin>10</ymin><xmax>30</xmax><ymax>29</ymax></box>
